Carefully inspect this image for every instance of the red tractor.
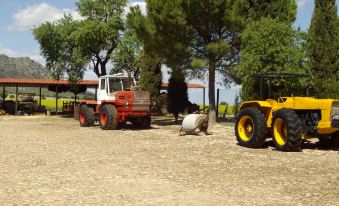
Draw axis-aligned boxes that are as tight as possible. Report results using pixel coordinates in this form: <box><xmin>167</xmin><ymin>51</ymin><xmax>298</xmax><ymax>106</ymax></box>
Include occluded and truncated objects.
<box><xmin>79</xmin><ymin>74</ymin><xmax>151</xmax><ymax>130</ymax></box>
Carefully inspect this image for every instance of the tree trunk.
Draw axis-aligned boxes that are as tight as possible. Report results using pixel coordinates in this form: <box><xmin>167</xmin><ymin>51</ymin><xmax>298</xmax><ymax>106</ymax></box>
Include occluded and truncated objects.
<box><xmin>208</xmin><ymin>59</ymin><xmax>216</xmax><ymax>133</ymax></box>
<box><xmin>100</xmin><ymin>62</ymin><xmax>107</xmax><ymax>76</ymax></box>
<box><xmin>174</xmin><ymin>112</ymin><xmax>179</xmax><ymax>122</ymax></box>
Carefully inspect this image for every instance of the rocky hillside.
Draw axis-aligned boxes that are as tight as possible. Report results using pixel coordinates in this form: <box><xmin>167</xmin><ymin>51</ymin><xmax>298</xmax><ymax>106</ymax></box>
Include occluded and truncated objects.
<box><xmin>0</xmin><ymin>54</ymin><xmax>51</xmax><ymax>79</ymax></box>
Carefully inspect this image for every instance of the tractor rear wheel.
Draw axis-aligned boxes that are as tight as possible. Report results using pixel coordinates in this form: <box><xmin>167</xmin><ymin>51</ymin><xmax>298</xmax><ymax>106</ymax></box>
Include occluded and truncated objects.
<box><xmin>235</xmin><ymin>108</ymin><xmax>267</xmax><ymax>148</ymax></box>
<box><xmin>79</xmin><ymin>105</ymin><xmax>94</xmax><ymax>127</ymax></box>
<box><xmin>272</xmin><ymin>109</ymin><xmax>302</xmax><ymax>151</ymax></box>
<box><xmin>99</xmin><ymin>104</ymin><xmax>118</xmax><ymax>130</ymax></box>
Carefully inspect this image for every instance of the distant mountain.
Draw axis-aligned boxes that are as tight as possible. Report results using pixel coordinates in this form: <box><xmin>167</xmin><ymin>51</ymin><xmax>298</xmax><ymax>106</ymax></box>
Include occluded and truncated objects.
<box><xmin>0</xmin><ymin>54</ymin><xmax>51</xmax><ymax>79</ymax></box>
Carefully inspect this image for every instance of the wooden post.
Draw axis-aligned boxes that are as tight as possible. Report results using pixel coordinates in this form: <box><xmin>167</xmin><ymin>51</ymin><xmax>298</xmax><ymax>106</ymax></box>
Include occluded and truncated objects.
<box><xmin>15</xmin><ymin>84</ymin><xmax>18</xmax><ymax>115</ymax></box>
<box><xmin>95</xmin><ymin>88</ymin><xmax>98</xmax><ymax>101</ymax></box>
<box><xmin>55</xmin><ymin>86</ymin><xmax>58</xmax><ymax>115</ymax></box>
<box><xmin>203</xmin><ymin>88</ymin><xmax>206</xmax><ymax>112</ymax></box>
<box><xmin>2</xmin><ymin>85</ymin><xmax>5</xmax><ymax>101</ymax></box>
<box><xmin>39</xmin><ymin>87</ymin><xmax>42</xmax><ymax>107</ymax></box>
<box><xmin>216</xmin><ymin>89</ymin><xmax>220</xmax><ymax>121</ymax></box>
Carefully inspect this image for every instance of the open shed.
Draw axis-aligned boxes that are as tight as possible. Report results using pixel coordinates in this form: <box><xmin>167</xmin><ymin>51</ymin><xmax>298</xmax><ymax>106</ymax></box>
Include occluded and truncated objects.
<box><xmin>0</xmin><ymin>78</ymin><xmax>97</xmax><ymax>114</ymax></box>
<box><xmin>0</xmin><ymin>78</ymin><xmax>206</xmax><ymax>115</ymax></box>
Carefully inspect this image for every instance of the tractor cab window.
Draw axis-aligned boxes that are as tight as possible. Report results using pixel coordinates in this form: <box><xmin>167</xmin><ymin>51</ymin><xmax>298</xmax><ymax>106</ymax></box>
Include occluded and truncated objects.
<box><xmin>109</xmin><ymin>79</ymin><xmax>122</xmax><ymax>93</ymax></box>
<box><xmin>109</xmin><ymin>78</ymin><xmax>133</xmax><ymax>93</ymax></box>
<box><xmin>100</xmin><ymin>79</ymin><xmax>105</xmax><ymax>90</ymax></box>
<box><xmin>108</xmin><ymin>78</ymin><xmax>128</xmax><ymax>92</ymax></box>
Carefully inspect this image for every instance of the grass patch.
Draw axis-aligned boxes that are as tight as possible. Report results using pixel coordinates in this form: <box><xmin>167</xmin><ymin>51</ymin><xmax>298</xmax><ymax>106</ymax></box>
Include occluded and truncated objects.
<box><xmin>199</xmin><ymin>104</ymin><xmax>234</xmax><ymax>115</ymax></box>
<box><xmin>5</xmin><ymin>96</ymin><xmax>73</xmax><ymax>111</ymax></box>
<box><xmin>40</xmin><ymin>98</ymin><xmax>72</xmax><ymax>111</ymax></box>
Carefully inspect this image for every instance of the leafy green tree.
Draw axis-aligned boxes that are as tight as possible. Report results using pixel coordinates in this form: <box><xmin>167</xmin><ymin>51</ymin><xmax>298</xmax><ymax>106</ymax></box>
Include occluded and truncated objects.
<box><xmin>110</xmin><ymin>30</ymin><xmax>142</xmax><ymax>78</ymax></box>
<box><xmin>33</xmin><ymin>15</ymin><xmax>89</xmax><ymax>82</ymax></box>
<box><xmin>139</xmin><ymin>53</ymin><xmax>163</xmax><ymax>111</ymax></box>
<box><xmin>167</xmin><ymin>68</ymin><xmax>188</xmax><ymax>121</ymax></box>
<box><xmin>237</xmin><ymin>0</ymin><xmax>297</xmax><ymax>23</ymax></box>
<box><xmin>74</xmin><ymin>0</ymin><xmax>127</xmax><ymax>77</ymax></box>
<box><xmin>128</xmin><ymin>0</ymin><xmax>243</xmax><ymax>124</ymax></box>
<box><xmin>238</xmin><ymin>18</ymin><xmax>309</xmax><ymax>100</ymax></box>
<box><xmin>34</xmin><ymin>0</ymin><xmax>127</xmax><ymax>80</ymax></box>
<box><xmin>306</xmin><ymin>0</ymin><xmax>339</xmax><ymax>98</ymax></box>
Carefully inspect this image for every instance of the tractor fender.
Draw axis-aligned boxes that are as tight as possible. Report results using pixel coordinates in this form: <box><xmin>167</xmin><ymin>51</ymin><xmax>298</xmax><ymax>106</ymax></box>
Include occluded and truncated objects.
<box><xmin>239</xmin><ymin>101</ymin><xmax>273</xmax><ymax>111</ymax></box>
<box><xmin>239</xmin><ymin>101</ymin><xmax>274</xmax><ymax>127</ymax></box>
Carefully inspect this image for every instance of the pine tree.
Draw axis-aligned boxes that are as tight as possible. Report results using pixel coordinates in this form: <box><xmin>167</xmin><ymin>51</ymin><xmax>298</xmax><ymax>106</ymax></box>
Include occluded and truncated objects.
<box><xmin>307</xmin><ymin>0</ymin><xmax>339</xmax><ymax>98</ymax></box>
<box><xmin>128</xmin><ymin>0</ymin><xmax>243</xmax><ymax>125</ymax></box>
<box><xmin>167</xmin><ymin>69</ymin><xmax>188</xmax><ymax>121</ymax></box>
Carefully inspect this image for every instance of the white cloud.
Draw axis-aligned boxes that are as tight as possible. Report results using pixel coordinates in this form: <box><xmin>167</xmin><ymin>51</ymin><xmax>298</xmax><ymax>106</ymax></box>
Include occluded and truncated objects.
<box><xmin>6</xmin><ymin>1</ymin><xmax>147</xmax><ymax>32</ymax></box>
<box><xmin>297</xmin><ymin>0</ymin><xmax>311</xmax><ymax>9</ymax></box>
<box><xmin>125</xmin><ymin>2</ymin><xmax>147</xmax><ymax>16</ymax></box>
<box><xmin>6</xmin><ymin>2</ymin><xmax>83</xmax><ymax>32</ymax></box>
<box><xmin>0</xmin><ymin>45</ymin><xmax>45</xmax><ymax>65</ymax></box>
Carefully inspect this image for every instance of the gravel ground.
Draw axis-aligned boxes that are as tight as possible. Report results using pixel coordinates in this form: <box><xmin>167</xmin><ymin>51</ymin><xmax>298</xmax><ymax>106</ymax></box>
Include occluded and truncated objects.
<box><xmin>0</xmin><ymin>115</ymin><xmax>338</xmax><ymax>206</ymax></box>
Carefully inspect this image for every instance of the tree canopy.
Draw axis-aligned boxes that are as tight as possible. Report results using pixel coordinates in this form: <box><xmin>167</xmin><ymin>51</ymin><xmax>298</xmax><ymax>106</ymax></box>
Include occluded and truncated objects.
<box><xmin>139</xmin><ymin>53</ymin><xmax>163</xmax><ymax>111</ymax></box>
<box><xmin>110</xmin><ymin>30</ymin><xmax>142</xmax><ymax>78</ymax></box>
<box><xmin>306</xmin><ymin>0</ymin><xmax>339</xmax><ymax>98</ymax></box>
<box><xmin>33</xmin><ymin>15</ymin><xmax>89</xmax><ymax>82</ymax></box>
<box><xmin>237</xmin><ymin>0</ymin><xmax>297</xmax><ymax>23</ymax></box>
<box><xmin>238</xmin><ymin>18</ymin><xmax>308</xmax><ymax>100</ymax></box>
<box><xmin>167</xmin><ymin>68</ymin><xmax>188</xmax><ymax>121</ymax></box>
<box><xmin>128</xmin><ymin>0</ymin><xmax>243</xmax><ymax>124</ymax></box>
<box><xmin>34</xmin><ymin>0</ymin><xmax>127</xmax><ymax>79</ymax></box>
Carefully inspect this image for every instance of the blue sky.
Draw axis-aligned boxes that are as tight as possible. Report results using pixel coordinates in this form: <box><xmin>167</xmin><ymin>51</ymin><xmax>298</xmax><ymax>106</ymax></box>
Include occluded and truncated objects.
<box><xmin>0</xmin><ymin>0</ymin><xmax>338</xmax><ymax>104</ymax></box>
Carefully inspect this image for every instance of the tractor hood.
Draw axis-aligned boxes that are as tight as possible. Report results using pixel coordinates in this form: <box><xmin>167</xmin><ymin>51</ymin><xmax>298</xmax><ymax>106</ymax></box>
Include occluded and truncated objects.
<box><xmin>280</xmin><ymin>97</ymin><xmax>339</xmax><ymax>110</ymax></box>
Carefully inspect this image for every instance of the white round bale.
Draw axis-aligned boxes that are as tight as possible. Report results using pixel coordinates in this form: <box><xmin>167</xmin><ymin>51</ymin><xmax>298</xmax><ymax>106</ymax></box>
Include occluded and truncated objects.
<box><xmin>182</xmin><ymin>114</ymin><xmax>207</xmax><ymax>133</ymax></box>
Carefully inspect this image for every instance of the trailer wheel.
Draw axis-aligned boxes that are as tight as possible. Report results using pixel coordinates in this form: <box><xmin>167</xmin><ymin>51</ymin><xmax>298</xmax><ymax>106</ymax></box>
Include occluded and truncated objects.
<box><xmin>235</xmin><ymin>107</ymin><xmax>267</xmax><ymax>148</ymax></box>
<box><xmin>79</xmin><ymin>105</ymin><xmax>94</xmax><ymax>127</ymax></box>
<box><xmin>99</xmin><ymin>104</ymin><xmax>118</xmax><ymax>130</ymax></box>
<box><xmin>272</xmin><ymin>109</ymin><xmax>302</xmax><ymax>151</ymax></box>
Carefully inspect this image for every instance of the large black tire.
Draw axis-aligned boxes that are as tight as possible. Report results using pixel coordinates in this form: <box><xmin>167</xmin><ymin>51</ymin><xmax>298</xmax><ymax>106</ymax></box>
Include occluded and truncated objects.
<box><xmin>79</xmin><ymin>105</ymin><xmax>94</xmax><ymax>127</ymax></box>
<box><xmin>99</xmin><ymin>104</ymin><xmax>118</xmax><ymax>130</ymax></box>
<box><xmin>235</xmin><ymin>107</ymin><xmax>267</xmax><ymax>148</ymax></box>
<box><xmin>271</xmin><ymin>109</ymin><xmax>302</xmax><ymax>151</ymax></box>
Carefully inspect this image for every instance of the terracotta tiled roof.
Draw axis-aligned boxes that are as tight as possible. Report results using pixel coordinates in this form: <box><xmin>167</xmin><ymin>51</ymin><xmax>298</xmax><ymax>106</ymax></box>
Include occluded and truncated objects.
<box><xmin>0</xmin><ymin>78</ymin><xmax>206</xmax><ymax>89</ymax></box>
<box><xmin>0</xmin><ymin>78</ymin><xmax>98</xmax><ymax>87</ymax></box>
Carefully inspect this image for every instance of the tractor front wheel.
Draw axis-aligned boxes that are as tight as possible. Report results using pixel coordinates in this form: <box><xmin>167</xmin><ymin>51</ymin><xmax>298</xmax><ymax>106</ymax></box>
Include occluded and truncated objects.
<box><xmin>272</xmin><ymin>109</ymin><xmax>302</xmax><ymax>152</ymax></box>
<box><xmin>99</xmin><ymin>104</ymin><xmax>118</xmax><ymax>130</ymax></box>
<box><xmin>235</xmin><ymin>107</ymin><xmax>267</xmax><ymax>148</ymax></box>
<box><xmin>79</xmin><ymin>105</ymin><xmax>94</xmax><ymax>127</ymax></box>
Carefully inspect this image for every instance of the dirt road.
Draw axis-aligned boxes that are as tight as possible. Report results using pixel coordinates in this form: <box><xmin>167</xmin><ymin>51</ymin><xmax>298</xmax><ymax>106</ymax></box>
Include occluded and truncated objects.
<box><xmin>0</xmin><ymin>116</ymin><xmax>338</xmax><ymax>205</ymax></box>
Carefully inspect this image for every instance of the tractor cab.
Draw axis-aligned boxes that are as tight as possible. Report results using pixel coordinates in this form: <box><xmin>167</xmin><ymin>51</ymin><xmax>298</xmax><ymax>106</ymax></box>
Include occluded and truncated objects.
<box><xmin>97</xmin><ymin>74</ymin><xmax>135</xmax><ymax>102</ymax></box>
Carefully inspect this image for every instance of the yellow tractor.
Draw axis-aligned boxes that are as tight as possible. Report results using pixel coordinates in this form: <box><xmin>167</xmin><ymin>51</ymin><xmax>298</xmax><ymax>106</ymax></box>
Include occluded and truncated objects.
<box><xmin>235</xmin><ymin>73</ymin><xmax>339</xmax><ymax>151</ymax></box>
